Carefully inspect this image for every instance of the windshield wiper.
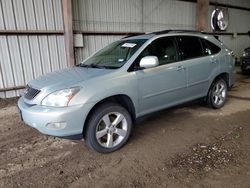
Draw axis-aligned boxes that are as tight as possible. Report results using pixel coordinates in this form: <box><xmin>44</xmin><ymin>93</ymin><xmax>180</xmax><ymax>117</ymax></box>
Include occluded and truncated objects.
<box><xmin>77</xmin><ymin>64</ymin><xmax>118</xmax><ymax>69</ymax></box>
<box><xmin>76</xmin><ymin>64</ymin><xmax>104</xmax><ymax>69</ymax></box>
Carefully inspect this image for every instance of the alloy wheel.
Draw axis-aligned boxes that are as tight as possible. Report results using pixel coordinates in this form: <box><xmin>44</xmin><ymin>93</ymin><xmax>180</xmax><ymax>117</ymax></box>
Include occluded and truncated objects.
<box><xmin>212</xmin><ymin>81</ymin><xmax>227</xmax><ymax>106</ymax></box>
<box><xmin>95</xmin><ymin>112</ymin><xmax>128</xmax><ymax>148</ymax></box>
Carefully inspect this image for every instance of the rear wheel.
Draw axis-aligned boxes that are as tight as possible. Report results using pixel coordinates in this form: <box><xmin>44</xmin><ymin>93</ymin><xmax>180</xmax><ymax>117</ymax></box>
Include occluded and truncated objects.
<box><xmin>85</xmin><ymin>102</ymin><xmax>132</xmax><ymax>153</ymax></box>
<box><xmin>207</xmin><ymin>78</ymin><xmax>228</xmax><ymax>109</ymax></box>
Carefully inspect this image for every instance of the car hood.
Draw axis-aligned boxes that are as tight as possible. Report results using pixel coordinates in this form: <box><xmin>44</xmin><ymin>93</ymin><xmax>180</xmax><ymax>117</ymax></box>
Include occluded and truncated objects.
<box><xmin>29</xmin><ymin>67</ymin><xmax>114</xmax><ymax>90</ymax></box>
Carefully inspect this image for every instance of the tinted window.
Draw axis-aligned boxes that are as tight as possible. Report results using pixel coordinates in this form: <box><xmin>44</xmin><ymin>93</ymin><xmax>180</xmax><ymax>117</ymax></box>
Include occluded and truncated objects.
<box><xmin>176</xmin><ymin>36</ymin><xmax>203</xmax><ymax>60</ymax></box>
<box><xmin>201</xmin><ymin>38</ymin><xmax>221</xmax><ymax>55</ymax></box>
<box><xmin>134</xmin><ymin>37</ymin><xmax>178</xmax><ymax>69</ymax></box>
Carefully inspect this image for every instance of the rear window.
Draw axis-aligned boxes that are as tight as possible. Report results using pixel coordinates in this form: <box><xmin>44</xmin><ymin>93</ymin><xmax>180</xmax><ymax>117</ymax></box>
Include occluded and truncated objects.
<box><xmin>201</xmin><ymin>38</ymin><xmax>221</xmax><ymax>55</ymax></box>
<box><xmin>176</xmin><ymin>36</ymin><xmax>203</xmax><ymax>60</ymax></box>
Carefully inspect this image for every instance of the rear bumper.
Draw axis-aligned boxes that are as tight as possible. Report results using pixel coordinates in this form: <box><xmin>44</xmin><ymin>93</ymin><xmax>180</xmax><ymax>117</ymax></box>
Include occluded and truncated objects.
<box><xmin>17</xmin><ymin>97</ymin><xmax>94</xmax><ymax>137</ymax></box>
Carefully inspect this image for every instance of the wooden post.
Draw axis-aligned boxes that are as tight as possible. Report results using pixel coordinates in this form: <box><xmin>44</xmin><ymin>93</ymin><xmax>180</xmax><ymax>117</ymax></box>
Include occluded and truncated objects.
<box><xmin>62</xmin><ymin>0</ymin><xmax>74</xmax><ymax>66</ymax></box>
<box><xmin>196</xmin><ymin>0</ymin><xmax>209</xmax><ymax>32</ymax></box>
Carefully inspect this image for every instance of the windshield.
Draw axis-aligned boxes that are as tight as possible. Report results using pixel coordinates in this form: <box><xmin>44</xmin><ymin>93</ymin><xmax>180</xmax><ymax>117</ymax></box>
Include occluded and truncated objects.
<box><xmin>78</xmin><ymin>39</ymin><xmax>147</xmax><ymax>69</ymax></box>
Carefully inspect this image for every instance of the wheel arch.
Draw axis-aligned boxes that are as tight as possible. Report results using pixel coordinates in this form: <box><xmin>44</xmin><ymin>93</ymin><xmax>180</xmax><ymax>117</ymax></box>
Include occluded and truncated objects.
<box><xmin>218</xmin><ymin>72</ymin><xmax>229</xmax><ymax>87</ymax></box>
<box><xmin>210</xmin><ymin>72</ymin><xmax>230</xmax><ymax>91</ymax></box>
<box><xmin>82</xmin><ymin>94</ymin><xmax>136</xmax><ymax>136</ymax></box>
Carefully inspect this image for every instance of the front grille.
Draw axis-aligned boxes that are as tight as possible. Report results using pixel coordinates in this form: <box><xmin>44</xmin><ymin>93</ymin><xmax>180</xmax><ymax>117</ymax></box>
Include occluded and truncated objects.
<box><xmin>24</xmin><ymin>85</ymin><xmax>40</xmax><ymax>100</ymax></box>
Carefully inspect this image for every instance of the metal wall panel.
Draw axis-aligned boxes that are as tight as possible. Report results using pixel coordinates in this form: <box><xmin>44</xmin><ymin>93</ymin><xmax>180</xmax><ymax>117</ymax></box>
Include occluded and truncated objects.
<box><xmin>0</xmin><ymin>0</ymin><xmax>64</xmax><ymax>31</ymax></box>
<box><xmin>24</xmin><ymin>0</ymin><xmax>37</xmax><ymax>30</ymax></box>
<box><xmin>73</xmin><ymin>0</ymin><xmax>196</xmax><ymax>64</ymax></box>
<box><xmin>75</xmin><ymin>35</ymin><xmax>124</xmax><ymax>64</ymax></box>
<box><xmin>143</xmin><ymin>0</ymin><xmax>196</xmax><ymax>32</ymax></box>
<box><xmin>0</xmin><ymin>1</ymin><xmax>4</xmax><ymax>30</ymax></box>
<box><xmin>0</xmin><ymin>0</ymin><xmax>66</xmax><ymax>98</ymax></box>
<box><xmin>73</xmin><ymin>0</ymin><xmax>250</xmax><ymax>64</ymax></box>
<box><xmin>0</xmin><ymin>35</ymin><xmax>66</xmax><ymax>97</ymax></box>
<box><xmin>1</xmin><ymin>0</ymin><xmax>16</xmax><ymax>30</ymax></box>
<box><xmin>73</xmin><ymin>0</ymin><xmax>143</xmax><ymax>32</ymax></box>
<box><xmin>0</xmin><ymin>36</ymin><xmax>16</xmax><ymax>97</ymax></box>
<box><xmin>53</xmin><ymin>0</ymin><xmax>64</xmax><ymax>30</ymax></box>
<box><xmin>12</xmin><ymin>0</ymin><xmax>26</xmax><ymax>30</ymax></box>
<box><xmin>73</xmin><ymin>0</ymin><xmax>196</xmax><ymax>33</ymax></box>
<box><xmin>19</xmin><ymin>36</ymin><xmax>35</xmax><ymax>82</ymax></box>
<box><xmin>33</xmin><ymin>0</ymin><xmax>46</xmax><ymax>30</ymax></box>
<box><xmin>43</xmin><ymin>0</ymin><xmax>56</xmax><ymax>30</ymax></box>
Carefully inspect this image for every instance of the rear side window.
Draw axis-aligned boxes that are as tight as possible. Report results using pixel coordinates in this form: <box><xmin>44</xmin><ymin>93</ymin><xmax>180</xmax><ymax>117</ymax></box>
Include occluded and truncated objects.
<box><xmin>200</xmin><ymin>38</ymin><xmax>221</xmax><ymax>55</ymax></box>
<box><xmin>176</xmin><ymin>36</ymin><xmax>203</xmax><ymax>60</ymax></box>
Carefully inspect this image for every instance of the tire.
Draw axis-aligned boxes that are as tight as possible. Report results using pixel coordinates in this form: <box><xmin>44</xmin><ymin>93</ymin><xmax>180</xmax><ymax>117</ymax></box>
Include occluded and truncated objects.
<box><xmin>85</xmin><ymin>102</ymin><xmax>132</xmax><ymax>153</ymax></box>
<box><xmin>207</xmin><ymin>78</ymin><xmax>228</xmax><ymax>109</ymax></box>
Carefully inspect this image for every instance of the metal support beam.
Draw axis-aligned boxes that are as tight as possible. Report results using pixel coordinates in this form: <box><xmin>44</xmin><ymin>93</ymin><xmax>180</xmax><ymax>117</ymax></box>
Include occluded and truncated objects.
<box><xmin>196</xmin><ymin>0</ymin><xmax>209</xmax><ymax>32</ymax></box>
<box><xmin>178</xmin><ymin>0</ymin><xmax>250</xmax><ymax>12</ymax></box>
<box><xmin>62</xmin><ymin>0</ymin><xmax>74</xmax><ymax>66</ymax></box>
<box><xmin>74</xmin><ymin>31</ymin><xmax>144</xmax><ymax>36</ymax></box>
<box><xmin>0</xmin><ymin>86</ymin><xmax>25</xmax><ymax>92</ymax></box>
<box><xmin>0</xmin><ymin>30</ymin><xmax>64</xmax><ymax>35</ymax></box>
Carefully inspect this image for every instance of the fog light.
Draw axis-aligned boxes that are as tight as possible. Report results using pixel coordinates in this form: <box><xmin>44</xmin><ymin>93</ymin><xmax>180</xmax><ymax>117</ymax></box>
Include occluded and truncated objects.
<box><xmin>46</xmin><ymin>122</ymin><xmax>66</xmax><ymax>130</ymax></box>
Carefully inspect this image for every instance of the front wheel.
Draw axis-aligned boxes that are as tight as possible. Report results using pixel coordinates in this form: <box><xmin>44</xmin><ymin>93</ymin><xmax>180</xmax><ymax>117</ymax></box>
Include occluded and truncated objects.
<box><xmin>207</xmin><ymin>78</ymin><xmax>228</xmax><ymax>109</ymax></box>
<box><xmin>85</xmin><ymin>102</ymin><xmax>132</xmax><ymax>153</ymax></box>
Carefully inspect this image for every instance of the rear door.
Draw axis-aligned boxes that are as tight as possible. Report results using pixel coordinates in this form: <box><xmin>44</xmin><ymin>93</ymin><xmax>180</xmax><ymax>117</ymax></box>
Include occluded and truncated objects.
<box><xmin>176</xmin><ymin>36</ymin><xmax>220</xmax><ymax>99</ymax></box>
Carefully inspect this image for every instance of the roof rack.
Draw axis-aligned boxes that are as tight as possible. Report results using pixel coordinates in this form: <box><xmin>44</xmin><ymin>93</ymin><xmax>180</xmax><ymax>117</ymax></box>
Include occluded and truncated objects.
<box><xmin>121</xmin><ymin>32</ymin><xmax>145</xmax><ymax>39</ymax></box>
<box><xmin>152</xmin><ymin>29</ymin><xmax>202</xmax><ymax>35</ymax></box>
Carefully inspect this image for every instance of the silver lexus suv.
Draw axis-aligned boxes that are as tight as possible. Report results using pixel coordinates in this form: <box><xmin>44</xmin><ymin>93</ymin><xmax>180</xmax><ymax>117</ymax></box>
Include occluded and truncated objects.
<box><xmin>18</xmin><ymin>30</ymin><xmax>235</xmax><ymax>153</ymax></box>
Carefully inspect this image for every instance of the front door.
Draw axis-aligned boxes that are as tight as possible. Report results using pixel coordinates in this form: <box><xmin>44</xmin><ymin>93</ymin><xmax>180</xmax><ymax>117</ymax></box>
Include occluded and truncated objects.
<box><xmin>134</xmin><ymin>37</ymin><xmax>188</xmax><ymax>116</ymax></box>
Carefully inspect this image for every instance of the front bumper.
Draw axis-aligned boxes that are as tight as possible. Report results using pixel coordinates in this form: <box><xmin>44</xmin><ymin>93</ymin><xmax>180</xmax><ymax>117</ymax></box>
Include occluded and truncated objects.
<box><xmin>240</xmin><ymin>57</ymin><xmax>250</xmax><ymax>71</ymax></box>
<box><xmin>17</xmin><ymin>97</ymin><xmax>94</xmax><ymax>137</ymax></box>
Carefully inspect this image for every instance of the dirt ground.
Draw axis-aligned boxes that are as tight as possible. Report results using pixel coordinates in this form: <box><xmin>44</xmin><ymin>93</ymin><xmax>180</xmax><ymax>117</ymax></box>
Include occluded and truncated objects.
<box><xmin>1</xmin><ymin>70</ymin><xmax>250</xmax><ymax>188</ymax></box>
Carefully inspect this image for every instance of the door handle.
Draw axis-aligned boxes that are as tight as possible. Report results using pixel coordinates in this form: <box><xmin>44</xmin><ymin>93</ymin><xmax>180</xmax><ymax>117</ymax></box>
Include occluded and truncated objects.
<box><xmin>176</xmin><ymin>65</ymin><xmax>185</xmax><ymax>71</ymax></box>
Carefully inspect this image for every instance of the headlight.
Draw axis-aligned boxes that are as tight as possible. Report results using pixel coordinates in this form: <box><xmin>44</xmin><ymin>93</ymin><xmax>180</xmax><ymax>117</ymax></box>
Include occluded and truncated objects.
<box><xmin>41</xmin><ymin>87</ymin><xmax>80</xmax><ymax>107</ymax></box>
<box><xmin>243</xmin><ymin>52</ymin><xmax>246</xmax><ymax>57</ymax></box>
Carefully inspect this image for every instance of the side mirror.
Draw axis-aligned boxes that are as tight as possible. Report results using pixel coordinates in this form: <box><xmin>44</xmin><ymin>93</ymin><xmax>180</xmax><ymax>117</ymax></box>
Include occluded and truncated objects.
<box><xmin>139</xmin><ymin>56</ymin><xmax>159</xmax><ymax>69</ymax></box>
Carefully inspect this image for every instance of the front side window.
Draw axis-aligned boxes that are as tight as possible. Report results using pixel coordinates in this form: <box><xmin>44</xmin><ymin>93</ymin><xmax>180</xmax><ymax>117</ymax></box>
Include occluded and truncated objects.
<box><xmin>79</xmin><ymin>39</ymin><xmax>146</xmax><ymax>69</ymax></box>
<box><xmin>132</xmin><ymin>37</ymin><xmax>178</xmax><ymax>70</ymax></box>
<box><xmin>176</xmin><ymin>36</ymin><xmax>203</xmax><ymax>60</ymax></box>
